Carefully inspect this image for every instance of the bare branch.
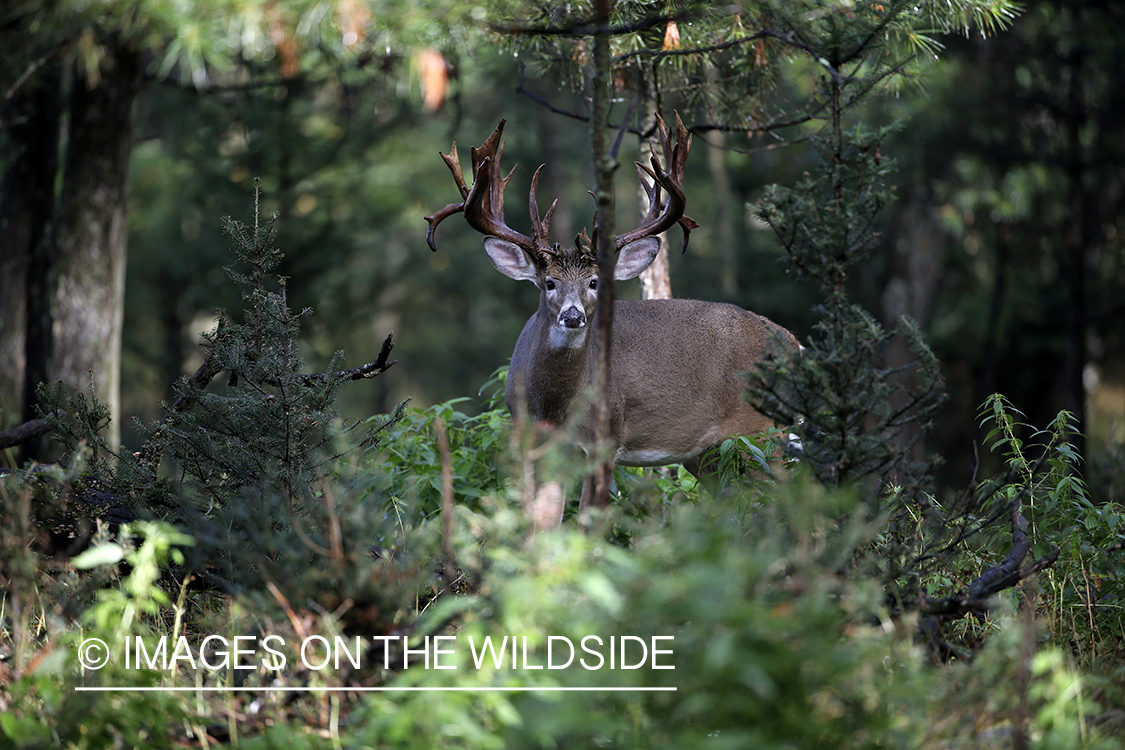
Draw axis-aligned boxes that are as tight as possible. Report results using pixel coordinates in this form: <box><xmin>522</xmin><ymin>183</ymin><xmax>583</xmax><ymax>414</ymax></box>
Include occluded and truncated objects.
<box><xmin>0</xmin><ymin>411</ymin><xmax>64</xmax><ymax>450</ymax></box>
<box><xmin>292</xmin><ymin>332</ymin><xmax>398</xmax><ymax>385</ymax></box>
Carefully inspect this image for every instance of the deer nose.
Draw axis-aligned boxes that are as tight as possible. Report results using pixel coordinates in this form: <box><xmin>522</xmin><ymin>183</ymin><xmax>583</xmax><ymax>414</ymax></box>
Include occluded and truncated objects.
<box><xmin>559</xmin><ymin>306</ymin><xmax>585</xmax><ymax>329</ymax></box>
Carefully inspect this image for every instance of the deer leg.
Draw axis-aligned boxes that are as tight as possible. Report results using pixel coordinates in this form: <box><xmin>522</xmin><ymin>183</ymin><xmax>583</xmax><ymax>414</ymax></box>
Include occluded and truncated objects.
<box><xmin>527</xmin><ymin>480</ymin><xmax>566</xmax><ymax>530</ymax></box>
<box><xmin>682</xmin><ymin>453</ymin><xmax>722</xmax><ymax>496</ymax></box>
<box><xmin>578</xmin><ymin>473</ymin><xmax>594</xmax><ymax>514</ymax></box>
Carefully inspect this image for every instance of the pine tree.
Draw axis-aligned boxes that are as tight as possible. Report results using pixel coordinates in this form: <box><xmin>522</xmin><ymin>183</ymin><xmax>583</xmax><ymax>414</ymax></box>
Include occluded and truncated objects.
<box><xmin>35</xmin><ymin>184</ymin><xmax>402</xmax><ymax>588</ymax></box>
<box><xmin>749</xmin><ymin>117</ymin><xmax>946</xmax><ymax>503</ymax></box>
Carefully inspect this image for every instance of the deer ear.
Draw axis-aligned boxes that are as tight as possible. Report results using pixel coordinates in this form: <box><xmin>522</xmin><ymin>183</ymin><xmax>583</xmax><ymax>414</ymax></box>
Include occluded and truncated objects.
<box><xmin>614</xmin><ymin>237</ymin><xmax>661</xmax><ymax>280</ymax></box>
<box><xmin>484</xmin><ymin>237</ymin><xmax>538</xmax><ymax>281</ymax></box>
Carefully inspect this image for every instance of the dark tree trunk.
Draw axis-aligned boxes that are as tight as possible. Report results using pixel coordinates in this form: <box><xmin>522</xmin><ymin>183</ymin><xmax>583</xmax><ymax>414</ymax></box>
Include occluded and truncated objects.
<box><xmin>1</xmin><ymin>39</ymin><xmax>142</xmax><ymax>459</ymax></box>
<box><xmin>880</xmin><ymin>199</ymin><xmax>945</xmax><ymax>469</ymax></box>
<box><xmin>980</xmin><ymin>227</ymin><xmax>1010</xmax><ymax>404</ymax></box>
<box><xmin>1</xmin><ymin>60</ymin><xmax>64</xmax><ymax>438</ymax></box>
<box><xmin>587</xmin><ymin>0</ymin><xmax>616</xmax><ymax>509</ymax></box>
<box><xmin>1061</xmin><ymin>43</ymin><xmax>1089</xmax><ymax>462</ymax></box>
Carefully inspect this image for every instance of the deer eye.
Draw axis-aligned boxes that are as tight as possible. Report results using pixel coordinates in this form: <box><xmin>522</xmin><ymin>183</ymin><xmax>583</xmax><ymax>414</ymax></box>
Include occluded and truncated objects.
<box><xmin>588</xmin><ymin>277</ymin><xmax>598</xmax><ymax>290</ymax></box>
<box><xmin>544</xmin><ymin>278</ymin><xmax>556</xmax><ymax>291</ymax></box>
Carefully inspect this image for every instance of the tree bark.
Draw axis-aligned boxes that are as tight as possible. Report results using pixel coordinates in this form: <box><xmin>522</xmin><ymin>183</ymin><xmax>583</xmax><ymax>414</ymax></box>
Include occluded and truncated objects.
<box><xmin>3</xmin><ymin>39</ymin><xmax>142</xmax><ymax>459</ymax></box>
<box><xmin>587</xmin><ymin>0</ymin><xmax>616</xmax><ymax>509</ymax></box>
<box><xmin>0</xmin><ymin>60</ymin><xmax>63</xmax><ymax>436</ymax></box>
<box><xmin>56</xmin><ymin>40</ymin><xmax>141</xmax><ymax>453</ymax></box>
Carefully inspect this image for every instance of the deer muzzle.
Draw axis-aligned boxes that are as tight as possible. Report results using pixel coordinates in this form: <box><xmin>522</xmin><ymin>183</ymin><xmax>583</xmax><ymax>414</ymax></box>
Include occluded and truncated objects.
<box><xmin>558</xmin><ymin>306</ymin><xmax>585</xmax><ymax>329</ymax></box>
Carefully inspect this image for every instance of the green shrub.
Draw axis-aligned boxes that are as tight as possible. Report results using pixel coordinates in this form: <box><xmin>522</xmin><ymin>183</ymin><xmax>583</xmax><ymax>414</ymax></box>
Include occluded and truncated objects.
<box><xmin>977</xmin><ymin>395</ymin><xmax>1125</xmax><ymax>667</ymax></box>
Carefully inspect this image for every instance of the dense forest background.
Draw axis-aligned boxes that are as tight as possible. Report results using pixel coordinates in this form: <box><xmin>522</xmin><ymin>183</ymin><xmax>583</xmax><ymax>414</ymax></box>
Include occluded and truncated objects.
<box><xmin>2</xmin><ymin>0</ymin><xmax>1122</xmax><ymax>496</ymax></box>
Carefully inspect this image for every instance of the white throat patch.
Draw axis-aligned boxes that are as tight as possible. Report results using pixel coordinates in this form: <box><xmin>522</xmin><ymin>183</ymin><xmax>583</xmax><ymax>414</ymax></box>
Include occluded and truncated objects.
<box><xmin>548</xmin><ymin>324</ymin><xmax>587</xmax><ymax>349</ymax></box>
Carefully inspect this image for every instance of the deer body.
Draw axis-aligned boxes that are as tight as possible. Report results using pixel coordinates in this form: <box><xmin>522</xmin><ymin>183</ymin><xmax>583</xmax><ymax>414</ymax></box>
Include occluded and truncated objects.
<box><xmin>596</xmin><ymin>298</ymin><xmax>793</xmax><ymax>471</ymax></box>
<box><xmin>492</xmin><ymin>239</ymin><xmax>796</xmax><ymax>478</ymax></box>
<box><xmin>425</xmin><ymin>115</ymin><xmax>797</xmax><ymax>518</ymax></box>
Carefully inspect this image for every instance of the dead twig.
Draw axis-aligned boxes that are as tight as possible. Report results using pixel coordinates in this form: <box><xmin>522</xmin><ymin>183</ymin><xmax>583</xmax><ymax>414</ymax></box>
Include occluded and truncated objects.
<box><xmin>0</xmin><ymin>411</ymin><xmax>64</xmax><ymax>450</ymax></box>
<box><xmin>291</xmin><ymin>333</ymin><xmax>397</xmax><ymax>385</ymax></box>
<box><xmin>433</xmin><ymin>417</ymin><xmax>456</xmax><ymax>590</ymax></box>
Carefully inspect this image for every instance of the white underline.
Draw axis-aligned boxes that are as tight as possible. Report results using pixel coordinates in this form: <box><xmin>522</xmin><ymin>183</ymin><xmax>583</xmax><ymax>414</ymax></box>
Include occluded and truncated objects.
<box><xmin>74</xmin><ymin>686</ymin><xmax>677</xmax><ymax>692</ymax></box>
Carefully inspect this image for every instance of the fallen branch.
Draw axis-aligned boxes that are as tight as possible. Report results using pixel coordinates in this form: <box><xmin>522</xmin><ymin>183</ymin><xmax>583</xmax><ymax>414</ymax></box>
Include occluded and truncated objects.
<box><xmin>0</xmin><ymin>411</ymin><xmax>64</xmax><ymax>450</ymax></box>
<box><xmin>917</xmin><ymin>505</ymin><xmax>1059</xmax><ymax>660</ymax></box>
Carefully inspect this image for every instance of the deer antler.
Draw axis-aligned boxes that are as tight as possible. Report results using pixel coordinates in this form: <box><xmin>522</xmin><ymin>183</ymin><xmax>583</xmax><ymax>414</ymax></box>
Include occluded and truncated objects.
<box><xmin>425</xmin><ymin>119</ymin><xmax>558</xmax><ymax>258</ymax></box>
<box><xmin>614</xmin><ymin>113</ymin><xmax>700</xmax><ymax>253</ymax></box>
<box><xmin>575</xmin><ymin>228</ymin><xmax>595</xmax><ymax>261</ymax></box>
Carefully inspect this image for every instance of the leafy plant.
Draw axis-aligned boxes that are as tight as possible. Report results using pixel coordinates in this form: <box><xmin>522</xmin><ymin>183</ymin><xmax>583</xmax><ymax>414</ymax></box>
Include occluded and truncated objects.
<box><xmin>0</xmin><ymin>520</ymin><xmax>192</xmax><ymax>749</ymax></box>
<box><xmin>977</xmin><ymin>394</ymin><xmax>1125</xmax><ymax>665</ymax></box>
<box><xmin>375</xmin><ymin>394</ymin><xmax>511</xmax><ymax>521</ymax></box>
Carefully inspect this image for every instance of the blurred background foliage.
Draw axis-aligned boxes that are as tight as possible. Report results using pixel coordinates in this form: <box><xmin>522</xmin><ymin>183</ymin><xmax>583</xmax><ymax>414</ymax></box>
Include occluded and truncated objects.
<box><xmin>123</xmin><ymin>0</ymin><xmax>1123</xmax><ymax>502</ymax></box>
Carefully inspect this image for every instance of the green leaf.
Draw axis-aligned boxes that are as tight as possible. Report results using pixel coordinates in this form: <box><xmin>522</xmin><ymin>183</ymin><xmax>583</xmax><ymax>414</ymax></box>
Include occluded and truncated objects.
<box><xmin>71</xmin><ymin>543</ymin><xmax>126</xmax><ymax>569</ymax></box>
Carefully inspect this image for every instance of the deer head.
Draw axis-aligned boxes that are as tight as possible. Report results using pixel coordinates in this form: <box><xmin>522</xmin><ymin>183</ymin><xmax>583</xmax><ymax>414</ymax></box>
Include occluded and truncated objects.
<box><xmin>426</xmin><ymin>116</ymin><xmax>700</xmax><ymax>346</ymax></box>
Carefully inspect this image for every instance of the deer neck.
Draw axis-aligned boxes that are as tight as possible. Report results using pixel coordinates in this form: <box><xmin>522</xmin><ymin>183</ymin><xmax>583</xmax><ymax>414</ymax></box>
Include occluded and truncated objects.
<box><xmin>511</xmin><ymin>297</ymin><xmax>594</xmax><ymax>426</ymax></box>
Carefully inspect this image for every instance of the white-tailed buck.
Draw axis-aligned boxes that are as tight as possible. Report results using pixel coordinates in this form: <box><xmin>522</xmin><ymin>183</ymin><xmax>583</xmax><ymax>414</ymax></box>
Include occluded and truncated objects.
<box><xmin>426</xmin><ymin>115</ymin><xmax>797</xmax><ymax>520</ymax></box>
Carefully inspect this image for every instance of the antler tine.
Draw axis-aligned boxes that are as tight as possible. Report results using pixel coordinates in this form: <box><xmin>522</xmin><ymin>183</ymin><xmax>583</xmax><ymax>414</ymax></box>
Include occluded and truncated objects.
<box><xmin>426</xmin><ymin>119</ymin><xmax>552</xmax><ymax>257</ymax></box>
<box><xmin>470</xmin><ymin>130</ymin><xmax>511</xmax><ymax>221</ymax></box>
<box><xmin>425</xmin><ymin>137</ymin><xmax>471</xmax><ymax>252</ymax></box>
<box><xmin>442</xmin><ymin>140</ymin><xmax>470</xmax><ymax>199</ymax></box>
<box><xmin>656</xmin><ymin>114</ymin><xmax>674</xmax><ymax>178</ymax></box>
<box><xmin>634</xmin><ymin>160</ymin><xmax>664</xmax><ymax>226</ymax></box>
<box><xmin>529</xmin><ymin>165</ymin><xmax>559</xmax><ymax>254</ymax></box>
<box><xmin>614</xmin><ymin>112</ymin><xmax>700</xmax><ymax>254</ymax></box>
<box><xmin>426</xmin><ymin>202</ymin><xmax>464</xmax><ymax>252</ymax></box>
<box><xmin>576</xmin><ymin>228</ymin><xmax>595</xmax><ymax>260</ymax></box>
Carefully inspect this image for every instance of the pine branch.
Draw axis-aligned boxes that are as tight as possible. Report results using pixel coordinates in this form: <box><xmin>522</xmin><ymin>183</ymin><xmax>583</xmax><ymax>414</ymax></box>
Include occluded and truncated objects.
<box><xmin>490</xmin><ymin>9</ymin><xmax>697</xmax><ymax>38</ymax></box>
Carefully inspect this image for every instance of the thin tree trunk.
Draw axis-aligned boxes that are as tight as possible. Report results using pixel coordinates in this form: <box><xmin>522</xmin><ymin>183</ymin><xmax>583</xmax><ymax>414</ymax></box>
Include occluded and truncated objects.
<box><xmin>980</xmin><ymin>225</ymin><xmax>1009</xmax><ymax>404</ymax></box>
<box><xmin>704</xmin><ymin>63</ymin><xmax>737</xmax><ymax>299</ymax></box>
<box><xmin>1061</xmin><ymin>43</ymin><xmax>1089</xmax><ymax>461</ymax></box>
<box><xmin>587</xmin><ymin>0</ymin><xmax>616</xmax><ymax>509</ymax></box>
<box><xmin>881</xmin><ymin>199</ymin><xmax>945</xmax><ymax>470</ymax></box>
<box><xmin>636</xmin><ymin>63</ymin><xmax>672</xmax><ymax>301</ymax></box>
<box><xmin>707</xmin><ymin>129</ymin><xmax>737</xmax><ymax>299</ymax></box>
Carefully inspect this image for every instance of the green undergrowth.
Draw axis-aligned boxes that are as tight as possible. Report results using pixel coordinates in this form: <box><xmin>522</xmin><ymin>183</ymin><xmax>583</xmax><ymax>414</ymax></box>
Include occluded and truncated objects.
<box><xmin>3</xmin><ymin>397</ymin><xmax>1123</xmax><ymax>748</ymax></box>
<box><xmin>2</xmin><ymin>189</ymin><xmax>1121</xmax><ymax>748</ymax></box>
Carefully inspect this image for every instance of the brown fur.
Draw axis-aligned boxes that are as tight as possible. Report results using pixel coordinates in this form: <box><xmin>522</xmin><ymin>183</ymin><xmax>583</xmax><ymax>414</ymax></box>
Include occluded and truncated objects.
<box><xmin>498</xmin><ymin>243</ymin><xmax>798</xmax><ymax>519</ymax></box>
